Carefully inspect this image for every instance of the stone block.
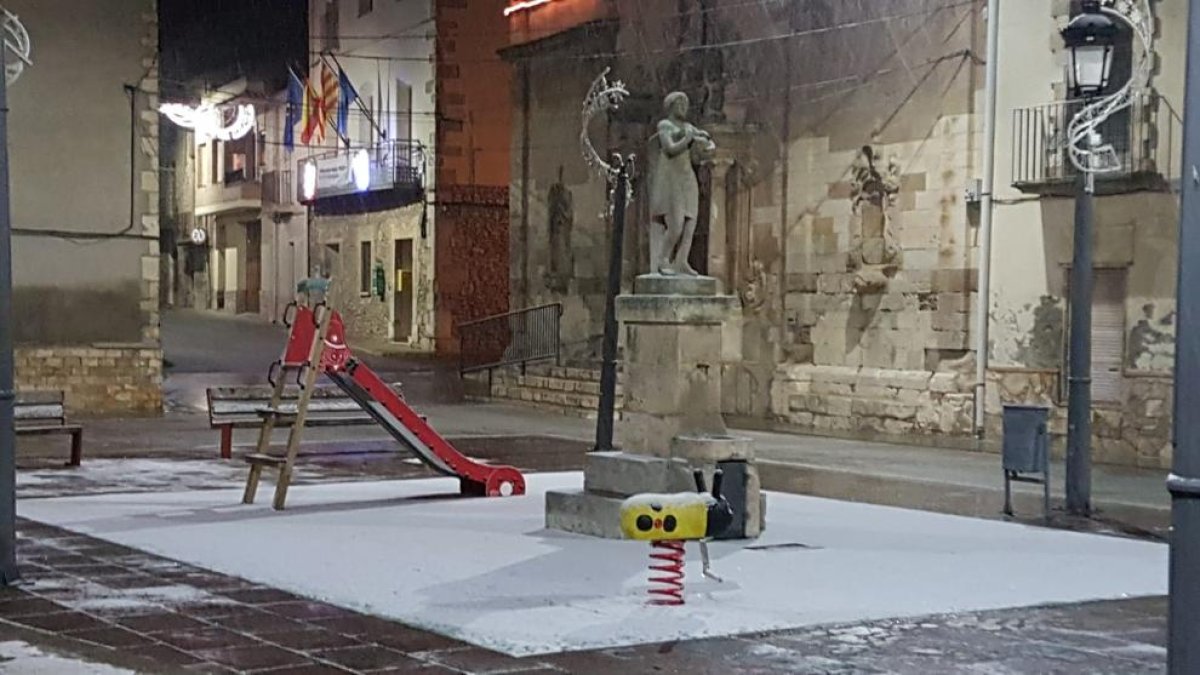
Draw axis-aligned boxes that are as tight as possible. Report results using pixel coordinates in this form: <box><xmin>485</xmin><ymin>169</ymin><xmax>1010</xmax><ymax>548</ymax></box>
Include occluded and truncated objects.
<box><xmin>671</xmin><ymin>435</ymin><xmax>754</xmax><ymax>463</ymax></box>
<box><xmin>583</xmin><ymin>452</ymin><xmax>694</xmax><ymax>496</ymax></box>
<box><xmin>633</xmin><ymin>274</ymin><xmax>719</xmax><ymax>296</ymax></box>
<box><xmin>544</xmin><ymin>490</ymin><xmax>625</xmax><ymax>539</ymax></box>
<box><xmin>616</xmin><ymin>294</ymin><xmax>738</xmax><ymax>325</ymax></box>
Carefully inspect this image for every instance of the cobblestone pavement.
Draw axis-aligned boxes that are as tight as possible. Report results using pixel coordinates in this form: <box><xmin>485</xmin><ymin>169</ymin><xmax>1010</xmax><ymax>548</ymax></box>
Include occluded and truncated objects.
<box><xmin>0</xmin><ymin>519</ymin><xmax>1167</xmax><ymax>674</ymax></box>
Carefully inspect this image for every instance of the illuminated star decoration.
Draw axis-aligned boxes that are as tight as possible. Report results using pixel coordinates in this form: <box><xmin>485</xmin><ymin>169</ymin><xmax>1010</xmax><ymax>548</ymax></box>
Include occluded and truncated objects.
<box><xmin>159</xmin><ymin>102</ymin><xmax>256</xmax><ymax>141</ymax></box>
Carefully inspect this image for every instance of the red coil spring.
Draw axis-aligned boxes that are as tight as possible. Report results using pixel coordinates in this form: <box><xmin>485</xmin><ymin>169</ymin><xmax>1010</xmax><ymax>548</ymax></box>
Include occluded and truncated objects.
<box><xmin>647</xmin><ymin>540</ymin><xmax>686</xmax><ymax>606</ymax></box>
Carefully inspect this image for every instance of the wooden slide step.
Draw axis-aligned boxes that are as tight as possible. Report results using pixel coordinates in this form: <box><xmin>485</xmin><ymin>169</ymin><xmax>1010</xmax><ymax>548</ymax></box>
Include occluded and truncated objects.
<box><xmin>245</xmin><ymin>453</ymin><xmax>287</xmax><ymax>467</ymax></box>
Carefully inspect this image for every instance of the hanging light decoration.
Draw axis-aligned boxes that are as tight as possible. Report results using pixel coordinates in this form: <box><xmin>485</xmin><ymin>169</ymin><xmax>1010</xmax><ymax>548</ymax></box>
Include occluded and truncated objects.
<box><xmin>159</xmin><ymin>102</ymin><xmax>256</xmax><ymax>141</ymax></box>
<box><xmin>2</xmin><ymin>7</ymin><xmax>31</xmax><ymax>85</ymax></box>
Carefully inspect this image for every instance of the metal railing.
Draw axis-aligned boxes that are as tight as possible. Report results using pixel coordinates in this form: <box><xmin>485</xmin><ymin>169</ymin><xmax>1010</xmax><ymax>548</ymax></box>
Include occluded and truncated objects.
<box><xmin>458</xmin><ymin>303</ymin><xmax>563</xmax><ymax>378</ymax></box>
<box><xmin>1011</xmin><ymin>90</ymin><xmax>1181</xmax><ymax>194</ymax></box>
<box><xmin>262</xmin><ymin>169</ymin><xmax>295</xmax><ymax>206</ymax></box>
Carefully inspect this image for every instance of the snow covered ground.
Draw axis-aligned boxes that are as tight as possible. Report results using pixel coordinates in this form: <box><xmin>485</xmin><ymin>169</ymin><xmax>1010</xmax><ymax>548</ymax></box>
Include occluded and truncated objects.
<box><xmin>17</xmin><ymin>473</ymin><xmax>1168</xmax><ymax>657</ymax></box>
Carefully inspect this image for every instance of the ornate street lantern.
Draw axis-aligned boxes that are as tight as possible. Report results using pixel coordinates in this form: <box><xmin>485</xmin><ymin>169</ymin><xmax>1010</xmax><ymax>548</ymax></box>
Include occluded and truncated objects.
<box><xmin>1061</xmin><ymin>0</ymin><xmax>1119</xmax><ymax>99</ymax></box>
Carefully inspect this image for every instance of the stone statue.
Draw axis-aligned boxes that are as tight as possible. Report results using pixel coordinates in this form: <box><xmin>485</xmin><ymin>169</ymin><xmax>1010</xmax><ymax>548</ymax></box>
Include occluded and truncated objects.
<box><xmin>649</xmin><ymin>92</ymin><xmax>716</xmax><ymax>276</ymax></box>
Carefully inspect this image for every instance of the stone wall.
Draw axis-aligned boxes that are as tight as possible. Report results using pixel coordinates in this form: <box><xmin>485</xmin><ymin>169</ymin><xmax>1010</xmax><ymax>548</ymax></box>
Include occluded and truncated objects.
<box><xmin>16</xmin><ymin>346</ymin><xmax>163</xmax><ymax>417</ymax></box>
<box><xmin>310</xmin><ymin>204</ymin><xmax>435</xmax><ymax>349</ymax></box>
<box><xmin>771</xmin><ymin>364</ymin><xmax>975</xmax><ymax>440</ymax></box>
<box><xmin>435</xmin><ymin>185</ymin><xmax>510</xmax><ymax>355</ymax></box>
<box><xmin>985</xmin><ymin>368</ymin><xmax>1173</xmax><ymax>469</ymax></box>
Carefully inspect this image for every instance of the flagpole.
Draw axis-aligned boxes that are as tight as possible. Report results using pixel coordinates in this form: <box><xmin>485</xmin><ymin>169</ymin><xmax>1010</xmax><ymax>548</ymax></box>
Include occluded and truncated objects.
<box><xmin>322</xmin><ymin>52</ymin><xmax>384</xmax><ymax>143</ymax></box>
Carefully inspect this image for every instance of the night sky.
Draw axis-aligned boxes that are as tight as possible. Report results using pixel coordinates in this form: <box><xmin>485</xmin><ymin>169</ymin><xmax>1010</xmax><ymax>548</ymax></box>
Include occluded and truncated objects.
<box><xmin>159</xmin><ymin>0</ymin><xmax>307</xmax><ymax>95</ymax></box>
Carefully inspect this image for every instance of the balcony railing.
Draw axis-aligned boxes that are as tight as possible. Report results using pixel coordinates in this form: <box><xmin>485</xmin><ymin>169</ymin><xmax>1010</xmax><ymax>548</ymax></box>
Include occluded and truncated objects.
<box><xmin>262</xmin><ymin>169</ymin><xmax>297</xmax><ymax>207</ymax></box>
<box><xmin>298</xmin><ymin>139</ymin><xmax>425</xmax><ymax>206</ymax></box>
<box><xmin>1011</xmin><ymin>91</ymin><xmax>1182</xmax><ymax>196</ymax></box>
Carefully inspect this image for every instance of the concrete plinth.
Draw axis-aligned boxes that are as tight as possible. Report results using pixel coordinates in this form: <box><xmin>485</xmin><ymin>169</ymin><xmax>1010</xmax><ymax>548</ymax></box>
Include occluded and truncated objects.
<box><xmin>545</xmin><ymin>274</ymin><xmax>765</xmax><ymax>539</ymax></box>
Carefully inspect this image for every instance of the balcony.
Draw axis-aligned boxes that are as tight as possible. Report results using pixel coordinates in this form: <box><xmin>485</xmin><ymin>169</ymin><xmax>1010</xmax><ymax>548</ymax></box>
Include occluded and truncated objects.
<box><xmin>262</xmin><ymin>169</ymin><xmax>303</xmax><ymax>212</ymax></box>
<box><xmin>1011</xmin><ymin>91</ymin><xmax>1182</xmax><ymax>197</ymax></box>
<box><xmin>298</xmin><ymin>140</ymin><xmax>425</xmax><ymax>215</ymax></box>
<box><xmin>195</xmin><ymin>169</ymin><xmax>262</xmax><ymax>217</ymax></box>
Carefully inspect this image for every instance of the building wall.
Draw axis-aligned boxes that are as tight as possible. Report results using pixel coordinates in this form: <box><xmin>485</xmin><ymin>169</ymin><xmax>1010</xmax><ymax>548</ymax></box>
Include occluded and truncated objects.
<box><xmin>305</xmin><ymin>0</ymin><xmax>438</xmax><ymax>349</ymax></box>
<box><xmin>431</xmin><ymin>0</ymin><xmax>514</xmax><ymax>355</ymax></box>
<box><xmin>504</xmin><ymin>0</ymin><xmax>1182</xmax><ymax>468</ymax></box>
<box><xmin>310</xmin><ymin>204</ymin><xmax>431</xmax><ymax>346</ymax></box>
<box><xmin>983</xmin><ymin>0</ymin><xmax>1183</xmax><ymax>469</ymax></box>
<box><xmin>8</xmin><ymin>0</ymin><xmax>162</xmax><ymax>415</ymax></box>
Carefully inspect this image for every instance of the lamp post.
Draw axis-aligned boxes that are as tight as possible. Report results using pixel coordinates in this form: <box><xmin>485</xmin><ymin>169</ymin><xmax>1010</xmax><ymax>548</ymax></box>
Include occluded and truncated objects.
<box><xmin>1061</xmin><ymin>0</ymin><xmax>1118</xmax><ymax>517</ymax></box>
<box><xmin>1170</xmin><ymin>2</ymin><xmax>1200</xmax><ymax>670</ymax></box>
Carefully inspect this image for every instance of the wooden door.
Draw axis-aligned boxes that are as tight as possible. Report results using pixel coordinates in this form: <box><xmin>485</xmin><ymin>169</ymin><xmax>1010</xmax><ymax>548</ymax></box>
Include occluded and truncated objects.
<box><xmin>394</xmin><ymin>239</ymin><xmax>413</xmax><ymax>341</ymax></box>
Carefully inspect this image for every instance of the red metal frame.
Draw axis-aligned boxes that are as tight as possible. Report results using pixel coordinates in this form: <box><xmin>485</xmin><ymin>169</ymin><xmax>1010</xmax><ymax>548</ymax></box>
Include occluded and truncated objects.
<box><xmin>279</xmin><ymin>304</ymin><xmax>525</xmax><ymax>498</ymax></box>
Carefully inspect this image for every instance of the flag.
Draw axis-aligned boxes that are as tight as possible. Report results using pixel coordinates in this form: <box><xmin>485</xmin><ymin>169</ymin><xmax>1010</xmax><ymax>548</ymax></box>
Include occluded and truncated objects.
<box><xmin>336</xmin><ymin>67</ymin><xmax>358</xmax><ymax>139</ymax></box>
<box><xmin>300</xmin><ymin>66</ymin><xmax>321</xmax><ymax>145</ymax></box>
<box><xmin>319</xmin><ymin>63</ymin><xmax>339</xmax><ymax>143</ymax></box>
<box><xmin>285</xmin><ymin>68</ymin><xmax>304</xmax><ymax>151</ymax></box>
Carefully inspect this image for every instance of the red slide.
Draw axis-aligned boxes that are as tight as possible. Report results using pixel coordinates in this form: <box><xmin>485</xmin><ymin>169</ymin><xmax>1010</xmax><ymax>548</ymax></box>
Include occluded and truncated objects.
<box><xmin>280</xmin><ymin>304</ymin><xmax>525</xmax><ymax>498</ymax></box>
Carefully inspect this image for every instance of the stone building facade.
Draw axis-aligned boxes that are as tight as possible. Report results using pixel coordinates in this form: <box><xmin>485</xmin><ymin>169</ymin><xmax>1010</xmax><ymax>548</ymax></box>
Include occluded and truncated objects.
<box><xmin>300</xmin><ymin>0</ymin><xmax>512</xmax><ymax>353</ymax></box>
<box><xmin>11</xmin><ymin>0</ymin><xmax>162</xmax><ymax>415</ymax></box>
<box><xmin>503</xmin><ymin>0</ymin><xmax>1184</xmax><ymax>469</ymax></box>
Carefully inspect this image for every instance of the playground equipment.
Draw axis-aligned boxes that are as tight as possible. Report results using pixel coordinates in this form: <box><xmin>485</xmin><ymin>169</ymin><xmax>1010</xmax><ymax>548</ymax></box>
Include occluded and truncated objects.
<box><xmin>242</xmin><ymin>299</ymin><xmax>526</xmax><ymax>510</ymax></box>
<box><xmin>620</xmin><ymin>469</ymin><xmax>734</xmax><ymax>605</ymax></box>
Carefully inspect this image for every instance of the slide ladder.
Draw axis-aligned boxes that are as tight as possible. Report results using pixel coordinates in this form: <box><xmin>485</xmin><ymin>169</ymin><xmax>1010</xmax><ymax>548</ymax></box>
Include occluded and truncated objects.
<box><xmin>242</xmin><ymin>302</ymin><xmax>525</xmax><ymax>510</ymax></box>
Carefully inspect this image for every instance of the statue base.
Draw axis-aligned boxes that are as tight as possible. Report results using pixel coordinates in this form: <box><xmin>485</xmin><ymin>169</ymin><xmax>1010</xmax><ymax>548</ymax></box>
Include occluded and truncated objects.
<box><xmin>544</xmin><ymin>273</ymin><xmax>765</xmax><ymax>540</ymax></box>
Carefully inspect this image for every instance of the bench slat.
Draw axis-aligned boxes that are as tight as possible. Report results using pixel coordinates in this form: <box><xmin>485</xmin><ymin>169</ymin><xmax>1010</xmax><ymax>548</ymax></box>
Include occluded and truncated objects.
<box><xmin>15</xmin><ymin>404</ymin><xmax>64</xmax><ymax>420</ymax></box>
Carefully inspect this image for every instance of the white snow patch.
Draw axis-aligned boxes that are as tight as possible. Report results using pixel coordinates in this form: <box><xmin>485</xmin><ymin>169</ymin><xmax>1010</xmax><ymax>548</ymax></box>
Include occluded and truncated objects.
<box><xmin>16</xmin><ymin>473</ymin><xmax>1169</xmax><ymax>657</ymax></box>
<box><xmin>0</xmin><ymin>641</ymin><xmax>134</xmax><ymax>674</ymax></box>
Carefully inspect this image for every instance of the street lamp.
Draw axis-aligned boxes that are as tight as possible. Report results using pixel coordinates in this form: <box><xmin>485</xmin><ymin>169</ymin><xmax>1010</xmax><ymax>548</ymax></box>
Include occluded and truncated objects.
<box><xmin>1062</xmin><ymin>1</ymin><xmax>1118</xmax><ymax>99</ymax></box>
<box><xmin>1060</xmin><ymin>0</ymin><xmax>1118</xmax><ymax>518</ymax></box>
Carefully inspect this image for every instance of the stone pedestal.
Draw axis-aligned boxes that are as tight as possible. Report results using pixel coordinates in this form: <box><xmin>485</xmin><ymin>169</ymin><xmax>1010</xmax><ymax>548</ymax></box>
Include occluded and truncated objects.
<box><xmin>545</xmin><ymin>275</ymin><xmax>765</xmax><ymax>539</ymax></box>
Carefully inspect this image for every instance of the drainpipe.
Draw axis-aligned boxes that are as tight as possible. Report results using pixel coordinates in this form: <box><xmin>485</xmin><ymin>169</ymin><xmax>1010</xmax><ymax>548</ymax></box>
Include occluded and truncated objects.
<box><xmin>973</xmin><ymin>0</ymin><xmax>1001</xmax><ymax>439</ymax></box>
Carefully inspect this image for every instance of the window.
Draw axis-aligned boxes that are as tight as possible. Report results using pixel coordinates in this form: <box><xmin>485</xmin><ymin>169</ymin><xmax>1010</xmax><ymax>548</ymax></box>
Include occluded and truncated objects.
<box><xmin>211</xmin><ymin>142</ymin><xmax>221</xmax><ymax>185</ymax></box>
<box><xmin>223</xmin><ymin>134</ymin><xmax>256</xmax><ymax>184</ymax></box>
<box><xmin>323</xmin><ymin>1</ymin><xmax>340</xmax><ymax>51</ymax></box>
<box><xmin>360</xmin><ymin>241</ymin><xmax>372</xmax><ymax>295</ymax></box>
<box><xmin>322</xmin><ymin>243</ymin><xmax>340</xmax><ymax>279</ymax></box>
<box><xmin>198</xmin><ymin>143</ymin><xmax>208</xmax><ymax>187</ymax></box>
<box><xmin>394</xmin><ymin>80</ymin><xmax>413</xmax><ymax>143</ymax></box>
<box><xmin>1065</xmin><ymin>268</ymin><xmax>1127</xmax><ymax>404</ymax></box>
<box><xmin>358</xmin><ymin>0</ymin><xmax>373</xmax><ymax>16</ymax></box>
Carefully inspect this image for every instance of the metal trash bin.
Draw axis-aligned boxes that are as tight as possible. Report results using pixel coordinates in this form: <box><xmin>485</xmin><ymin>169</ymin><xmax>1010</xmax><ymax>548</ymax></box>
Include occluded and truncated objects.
<box><xmin>1001</xmin><ymin>405</ymin><xmax>1051</xmax><ymax>520</ymax></box>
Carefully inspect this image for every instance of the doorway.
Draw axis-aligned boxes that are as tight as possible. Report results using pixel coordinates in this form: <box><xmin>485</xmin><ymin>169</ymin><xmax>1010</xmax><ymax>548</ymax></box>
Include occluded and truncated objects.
<box><xmin>394</xmin><ymin>239</ymin><xmax>413</xmax><ymax>342</ymax></box>
<box><xmin>244</xmin><ymin>221</ymin><xmax>262</xmax><ymax>314</ymax></box>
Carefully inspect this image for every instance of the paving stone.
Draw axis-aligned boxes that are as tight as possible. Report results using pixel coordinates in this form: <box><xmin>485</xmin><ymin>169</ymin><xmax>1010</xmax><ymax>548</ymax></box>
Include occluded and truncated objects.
<box><xmin>264</xmin><ymin>600</ymin><xmax>363</xmax><ymax>622</ymax></box>
<box><xmin>0</xmin><ymin>595</ymin><xmax>66</xmax><ymax>617</ymax></box>
<box><xmin>219</xmin><ymin>587</ymin><xmax>304</xmax><ymax>605</ymax></box>
<box><xmin>253</xmin><ymin>665</ymin><xmax>356</xmax><ymax>675</ymax></box>
<box><xmin>367</xmin><ymin>626</ymin><xmax>461</xmax><ymax>653</ymax></box>
<box><xmin>418</xmin><ymin>646</ymin><xmax>551</xmax><ymax>674</ymax></box>
<box><xmin>313</xmin><ymin>644</ymin><xmax>421</xmax><ymax>670</ymax></box>
<box><xmin>193</xmin><ymin>644</ymin><xmax>310</xmax><ymax>670</ymax></box>
<box><xmin>68</xmin><ymin>625</ymin><xmax>160</xmax><ymax>648</ymax></box>
<box><xmin>264</xmin><ymin>629</ymin><xmax>365</xmax><ymax>651</ymax></box>
<box><xmin>156</xmin><ymin>626</ymin><xmax>261</xmax><ymax>651</ymax></box>
<box><xmin>130</xmin><ymin>644</ymin><xmax>210</xmax><ymax>668</ymax></box>
<box><xmin>11</xmin><ymin>610</ymin><xmax>111</xmax><ymax>633</ymax></box>
<box><xmin>216</xmin><ymin>608</ymin><xmax>309</xmax><ymax>635</ymax></box>
<box><xmin>116</xmin><ymin>611</ymin><xmax>212</xmax><ymax>634</ymax></box>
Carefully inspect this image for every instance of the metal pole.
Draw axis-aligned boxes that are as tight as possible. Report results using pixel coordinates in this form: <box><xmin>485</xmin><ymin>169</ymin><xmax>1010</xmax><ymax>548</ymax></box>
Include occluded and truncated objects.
<box><xmin>0</xmin><ymin>45</ymin><xmax>18</xmax><ymax>584</ymax></box>
<box><xmin>594</xmin><ymin>159</ymin><xmax>628</xmax><ymax>452</ymax></box>
<box><xmin>1168</xmin><ymin>1</ymin><xmax>1200</xmax><ymax>669</ymax></box>
<box><xmin>974</xmin><ymin>0</ymin><xmax>1000</xmax><ymax>438</ymax></box>
<box><xmin>1066</xmin><ymin>167</ymin><xmax>1094</xmax><ymax>516</ymax></box>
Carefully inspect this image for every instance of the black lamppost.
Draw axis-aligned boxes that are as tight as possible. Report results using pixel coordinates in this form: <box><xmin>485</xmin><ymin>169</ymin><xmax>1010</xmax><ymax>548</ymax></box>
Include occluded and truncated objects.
<box><xmin>1170</xmin><ymin>2</ymin><xmax>1200</xmax><ymax>670</ymax></box>
<box><xmin>1061</xmin><ymin>0</ymin><xmax>1118</xmax><ymax>517</ymax></box>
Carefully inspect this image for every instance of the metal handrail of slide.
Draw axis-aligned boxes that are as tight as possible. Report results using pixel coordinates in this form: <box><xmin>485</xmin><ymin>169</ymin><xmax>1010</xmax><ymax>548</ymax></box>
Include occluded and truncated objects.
<box><xmin>457</xmin><ymin>303</ymin><xmax>564</xmax><ymax>379</ymax></box>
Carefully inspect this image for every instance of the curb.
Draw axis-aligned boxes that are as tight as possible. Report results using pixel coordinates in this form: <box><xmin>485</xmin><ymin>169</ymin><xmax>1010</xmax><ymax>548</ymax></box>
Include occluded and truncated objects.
<box><xmin>757</xmin><ymin>459</ymin><xmax>1169</xmax><ymax>536</ymax></box>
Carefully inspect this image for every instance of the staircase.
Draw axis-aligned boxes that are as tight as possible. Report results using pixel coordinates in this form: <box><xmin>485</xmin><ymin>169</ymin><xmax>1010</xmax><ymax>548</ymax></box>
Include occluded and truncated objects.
<box><xmin>471</xmin><ymin>364</ymin><xmax>624</xmax><ymax>420</ymax></box>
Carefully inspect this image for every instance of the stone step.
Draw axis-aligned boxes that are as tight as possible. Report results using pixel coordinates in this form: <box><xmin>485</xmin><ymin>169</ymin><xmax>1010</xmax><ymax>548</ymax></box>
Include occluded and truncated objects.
<box><xmin>492</xmin><ymin>373</ymin><xmax>624</xmax><ymax>398</ymax></box>
<box><xmin>583</xmin><ymin>452</ymin><xmax>696</xmax><ymax>497</ymax></box>
<box><xmin>544</xmin><ymin>489</ymin><xmax>626</xmax><ymax>539</ymax></box>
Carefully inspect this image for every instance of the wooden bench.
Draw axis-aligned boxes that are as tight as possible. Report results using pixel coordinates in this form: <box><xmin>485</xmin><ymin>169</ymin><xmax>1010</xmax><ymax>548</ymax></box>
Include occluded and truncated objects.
<box><xmin>15</xmin><ymin>391</ymin><xmax>83</xmax><ymax>466</ymax></box>
<box><xmin>207</xmin><ymin>384</ymin><xmax>384</xmax><ymax>459</ymax></box>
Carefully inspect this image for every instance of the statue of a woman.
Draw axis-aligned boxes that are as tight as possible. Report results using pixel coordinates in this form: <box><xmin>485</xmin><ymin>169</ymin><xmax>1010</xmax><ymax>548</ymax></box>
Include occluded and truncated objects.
<box><xmin>649</xmin><ymin>92</ymin><xmax>715</xmax><ymax>276</ymax></box>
